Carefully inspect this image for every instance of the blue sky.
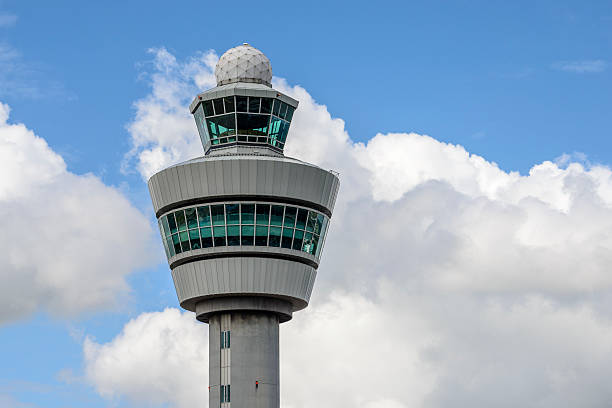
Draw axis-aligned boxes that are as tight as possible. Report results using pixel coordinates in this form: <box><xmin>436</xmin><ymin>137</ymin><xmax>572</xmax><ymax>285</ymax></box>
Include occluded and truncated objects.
<box><xmin>1</xmin><ymin>1</ymin><xmax>612</xmax><ymax>407</ymax></box>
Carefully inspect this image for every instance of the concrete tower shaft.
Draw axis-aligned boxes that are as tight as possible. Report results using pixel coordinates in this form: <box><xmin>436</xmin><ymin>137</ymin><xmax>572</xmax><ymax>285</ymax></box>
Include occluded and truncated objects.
<box><xmin>148</xmin><ymin>44</ymin><xmax>339</xmax><ymax>408</ymax></box>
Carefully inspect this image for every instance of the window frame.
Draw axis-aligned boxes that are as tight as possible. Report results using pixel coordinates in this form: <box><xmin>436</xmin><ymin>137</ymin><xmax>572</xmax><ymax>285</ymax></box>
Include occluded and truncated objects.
<box><xmin>158</xmin><ymin>201</ymin><xmax>328</xmax><ymax>259</ymax></box>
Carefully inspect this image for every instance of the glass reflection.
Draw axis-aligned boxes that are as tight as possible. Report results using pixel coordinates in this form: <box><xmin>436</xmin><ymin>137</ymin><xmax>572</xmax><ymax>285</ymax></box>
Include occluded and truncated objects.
<box><xmin>159</xmin><ymin>203</ymin><xmax>329</xmax><ymax>259</ymax></box>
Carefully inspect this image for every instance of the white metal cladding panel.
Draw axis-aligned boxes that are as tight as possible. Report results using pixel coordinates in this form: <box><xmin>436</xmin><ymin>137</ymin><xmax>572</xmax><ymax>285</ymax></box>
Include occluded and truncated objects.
<box><xmin>247</xmin><ymin>160</ymin><xmax>257</xmax><ymax>194</ymax></box>
<box><xmin>184</xmin><ymin>164</ymin><xmax>195</xmax><ymax>197</ymax></box>
<box><xmin>158</xmin><ymin>170</ymin><xmax>169</xmax><ymax>207</ymax></box>
<box><xmin>148</xmin><ymin>157</ymin><xmax>340</xmax><ymax>214</ymax></box>
<box><xmin>172</xmin><ymin>258</ymin><xmax>317</xmax><ymax>312</ymax></box>
<box><xmin>231</xmin><ymin>160</ymin><xmax>240</xmax><ymax>193</ymax></box>
<box><xmin>148</xmin><ymin>177</ymin><xmax>158</xmax><ymax>212</ymax></box>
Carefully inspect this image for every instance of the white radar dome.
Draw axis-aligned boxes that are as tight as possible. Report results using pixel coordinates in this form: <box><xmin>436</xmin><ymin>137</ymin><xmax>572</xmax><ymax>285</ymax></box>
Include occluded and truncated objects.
<box><xmin>215</xmin><ymin>43</ymin><xmax>273</xmax><ymax>87</ymax></box>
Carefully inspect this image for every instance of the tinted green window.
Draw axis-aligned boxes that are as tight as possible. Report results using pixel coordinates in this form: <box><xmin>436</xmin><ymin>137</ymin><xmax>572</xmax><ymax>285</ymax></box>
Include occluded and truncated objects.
<box><xmin>166</xmin><ymin>236</ymin><xmax>175</xmax><ymax>257</ymax></box>
<box><xmin>200</xmin><ymin>227</ymin><xmax>213</xmax><ymax>248</ymax></box>
<box><xmin>236</xmin><ymin>96</ymin><xmax>248</xmax><ymax>112</ymax></box>
<box><xmin>270</xmin><ymin>205</ymin><xmax>284</xmax><ymax>226</ymax></box>
<box><xmin>302</xmin><ymin>232</ymin><xmax>313</xmax><ymax>254</ymax></box>
<box><xmin>220</xmin><ymin>385</ymin><xmax>225</xmax><ymax>403</ymax></box>
<box><xmin>179</xmin><ymin>231</ymin><xmax>189</xmax><ymax>251</ymax></box>
<box><xmin>207</xmin><ymin>114</ymin><xmax>236</xmax><ymax>140</ymax></box>
<box><xmin>185</xmin><ymin>208</ymin><xmax>198</xmax><ymax>229</ymax></box>
<box><xmin>213</xmin><ymin>98</ymin><xmax>224</xmax><ymax>115</ymax></box>
<box><xmin>175</xmin><ymin>211</ymin><xmax>187</xmax><ymax>231</ymax></box>
<box><xmin>224</xmin><ymin>96</ymin><xmax>235</xmax><ymax>113</ymax></box>
<box><xmin>197</xmin><ymin>206</ymin><xmax>211</xmax><ymax>227</ymax></box>
<box><xmin>268</xmin><ymin>117</ymin><xmax>283</xmax><ymax>147</ymax></box>
<box><xmin>211</xmin><ymin>205</ymin><xmax>225</xmax><ymax>226</ymax></box>
<box><xmin>285</xmin><ymin>105</ymin><xmax>295</xmax><ymax>121</ymax></box>
<box><xmin>227</xmin><ymin>384</ymin><xmax>230</xmax><ymax>402</ymax></box>
<box><xmin>203</xmin><ymin>100</ymin><xmax>214</xmax><ymax>116</ymax></box>
<box><xmin>293</xmin><ymin>229</ymin><xmax>304</xmax><ymax>250</ymax></box>
<box><xmin>241</xmin><ymin>204</ymin><xmax>255</xmax><ymax>224</ymax></box>
<box><xmin>279</xmin><ymin>120</ymin><xmax>290</xmax><ymax>142</ymax></box>
<box><xmin>241</xmin><ymin>225</ymin><xmax>254</xmax><ymax>245</ymax></box>
<box><xmin>261</xmin><ymin>98</ymin><xmax>272</xmax><ymax>114</ymax></box>
<box><xmin>279</xmin><ymin>102</ymin><xmax>288</xmax><ymax>119</ymax></box>
<box><xmin>248</xmin><ymin>97</ymin><xmax>261</xmax><ymax>113</ymax></box>
<box><xmin>315</xmin><ymin>218</ymin><xmax>328</xmax><ymax>257</ymax></box>
<box><xmin>226</xmin><ymin>204</ymin><xmax>240</xmax><ymax>224</ymax></box>
<box><xmin>159</xmin><ymin>221</ymin><xmax>170</xmax><ymax>258</ymax></box>
<box><xmin>162</xmin><ymin>215</ymin><xmax>171</xmax><ymax>236</ymax></box>
<box><xmin>281</xmin><ymin>228</ymin><xmax>294</xmax><ymax>249</ymax></box>
<box><xmin>269</xmin><ymin>226</ymin><xmax>281</xmax><ymax>247</ymax></box>
<box><xmin>158</xmin><ymin>204</ymin><xmax>328</xmax><ymax>259</ymax></box>
<box><xmin>213</xmin><ymin>226</ymin><xmax>226</xmax><ymax>246</ymax></box>
<box><xmin>172</xmin><ymin>233</ymin><xmax>181</xmax><ymax>254</ymax></box>
<box><xmin>167</xmin><ymin>213</ymin><xmax>178</xmax><ymax>234</ymax></box>
<box><xmin>284</xmin><ymin>206</ymin><xmax>297</xmax><ymax>227</ymax></box>
<box><xmin>227</xmin><ymin>225</ymin><xmax>240</xmax><ymax>246</ymax></box>
<box><xmin>189</xmin><ymin>229</ymin><xmax>201</xmax><ymax>249</ymax></box>
<box><xmin>306</xmin><ymin>212</ymin><xmax>317</xmax><ymax>232</ymax></box>
<box><xmin>256</xmin><ymin>204</ymin><xmax>270</xmax><ymax>224</ymax></box>
<box><xmin>237</xmin><ymin>113</ymin><xmax>269</xmax><ymax>136</ymax></box>
<box><xmin>272</xmin><ymin>99</ymin><xmax>281</xmax><ymax>116</ymax></box>
<box><xmin>255</xmin><ymin>225</ymin><xmax>268</xmax><ymax>246</ymax></box>
<box><xmin>194</xmin><ymin>105</ymin><xmax>209</xmax><ymax>144</ymax></box>
<box><xmin>315</xmin><ymin>214</ymin><xmax>324</xmax><ymax>235</ymax></box>
<box><xmin>295</xmin><ymin>209</ymin><xmax>308</xmax><ymax>230</ymax></box>
<box><xmin>311</xmin><ymin>233</ymin><xmax>320</xmax><ymax>255</ymax></box>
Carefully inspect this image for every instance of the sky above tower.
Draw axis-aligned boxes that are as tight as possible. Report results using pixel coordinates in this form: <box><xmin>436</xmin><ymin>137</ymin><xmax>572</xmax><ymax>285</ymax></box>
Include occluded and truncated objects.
<box><xmin>1</xmin><ymin>1</ymin><xmax>612</xmax><ymax>407</ymax></box>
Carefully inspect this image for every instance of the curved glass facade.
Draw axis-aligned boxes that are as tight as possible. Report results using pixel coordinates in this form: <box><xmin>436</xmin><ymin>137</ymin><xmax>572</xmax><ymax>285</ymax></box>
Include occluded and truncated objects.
<box><xmin>157</xmin><ymin>202</ymin><xmax>329</xmax><ymax>261</ymax></box>
<box><xmin>193</xmin><ymin>96</ymin><xmax>294</xmax><ymax>150</ymax></box>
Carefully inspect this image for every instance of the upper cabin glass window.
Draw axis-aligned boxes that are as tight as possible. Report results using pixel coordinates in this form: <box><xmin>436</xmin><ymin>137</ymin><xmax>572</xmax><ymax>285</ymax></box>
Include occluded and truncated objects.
<box><xmin>272</xmin><ymin>99</ymin><xmax>281</xmax><ymax>116</ymax></box>
<box><xmin>198</xmin><ymin>95</ymin><xmax>294</xmax><ymax>151</ymax></box>
<box><xmin>285</xmin><ymin>105</ymin><xmax>295</xmax><ymax>121</ymax></box>
<box><xmin>261</xmin><ymin>98</ymin><xmax>272</xmax><ymax>114</ymax></box>
<box><xmin>236</xmin><ymin>96</ymin><xmax>248</xmax><ymax>112</ymax></box>
<box><xmin>213</xmin><ymin>98</ymin><xmax>224</xmax><ymax>115</ymax></box>
<box><xmin>237</xmin><ymin>114</ymin><xmax>269</xmax><ymax>138</ymax></box>
<box><xmin>248</xmin><ymin>97</ymin><xmax>261</xmax><ymax>113</ymax></box>
<box><xmin>224</xmin><ymin>96</ymin><xmax>235</xmax><ymax>113</ymax></box>
<box><xmin>193</xmin><ymin>105</ymin><xmax>209</xmax><ymax>144</ymax></box>
<box><xmin>207</xmin><ymin>114</ymin><xmax>236</xmax><ymax>144</ymax></box>
<box><xmin>203</xmin><ymin>100</ymin><xmax>214</xmax><ymax>116</ymax></box>
<box><xmin>279</xmin><ymin>102</ymin><xmax>288</xmax><ymax>119</ymax></box>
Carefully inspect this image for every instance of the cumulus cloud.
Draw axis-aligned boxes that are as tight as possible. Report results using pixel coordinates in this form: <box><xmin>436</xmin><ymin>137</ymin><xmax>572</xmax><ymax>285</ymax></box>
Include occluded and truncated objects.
<box><xmin>84</xmin><ymin>308</ymin><xmax>208</xmax><ymax>408</ymax></box>
<box><xmin>0</xmin><ymin>102</ymin><xmax>155</xmax><ymax>323</ymax></box>
<box><xmin>101</xmin><ymin>49</ymin><xmax>612</xmax><ymax>408</ymax></box>
<box><xmin>552</xmin><ymin>60</ymin><xmax>607</xmax><ymax>73</ymax></box>
<box><xmin>124</xmin><ymin>48</ymin><xmax>217</xmax><ymax>180</ymax></box>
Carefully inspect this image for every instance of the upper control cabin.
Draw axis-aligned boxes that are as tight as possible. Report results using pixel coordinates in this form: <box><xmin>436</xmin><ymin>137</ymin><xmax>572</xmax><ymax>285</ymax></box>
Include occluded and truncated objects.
<box><xmin>189</xmin><ymin>44</ymin><xmax>298</xmax><ymax>155</ymax></box>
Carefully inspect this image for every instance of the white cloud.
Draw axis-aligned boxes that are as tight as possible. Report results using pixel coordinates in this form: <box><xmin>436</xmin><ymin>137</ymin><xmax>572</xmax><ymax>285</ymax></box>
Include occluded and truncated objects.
<box><xmin>84</xmin><ymin>308</ymin><xmax>208</xmax><ymax>408</ymax></box>
<box><xmin>552</xmin><ymin>60</ymin><xmax>607</xmax><ymax>73</ymax></box>
<box><xmin>103</xmin><ymin>49</ymin><xmax>612</xmax><ymax>408</ymax></box>
<box><xmin>0</xmin><ymin>102</ymin><xmax>155</xmax><ymax>323</ymax></box>
<box><xmin>124</xmin><ymin>48</ymin><xmax>217</xmax><ymax>180</ymax></box>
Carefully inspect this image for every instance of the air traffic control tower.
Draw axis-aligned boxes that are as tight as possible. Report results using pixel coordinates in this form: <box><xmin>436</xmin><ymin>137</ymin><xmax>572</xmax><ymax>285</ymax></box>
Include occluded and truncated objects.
<box><xmin>148</xmin><ymin>44</ymin><xmax>339</xmax><ymax>407</ymax></box>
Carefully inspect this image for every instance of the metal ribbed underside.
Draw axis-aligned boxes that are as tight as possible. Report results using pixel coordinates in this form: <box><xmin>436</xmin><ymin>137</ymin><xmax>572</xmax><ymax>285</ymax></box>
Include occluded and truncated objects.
<box><xmin>148</xmin><ymin>155</ymin><xmax>340</xmax><ymax>217</ymax></box>
<box><xmin>171</xmin><ymin>257</ymin><xmax>317</xmax><ymax>312</ymax></box>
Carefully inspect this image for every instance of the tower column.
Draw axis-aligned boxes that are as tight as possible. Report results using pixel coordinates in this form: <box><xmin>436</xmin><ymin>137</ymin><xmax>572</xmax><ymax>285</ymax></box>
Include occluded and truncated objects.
<box><xmin>209</xmin><ymin>311</ymin><xmax>280</xmax><ymax>408</ymax></box>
